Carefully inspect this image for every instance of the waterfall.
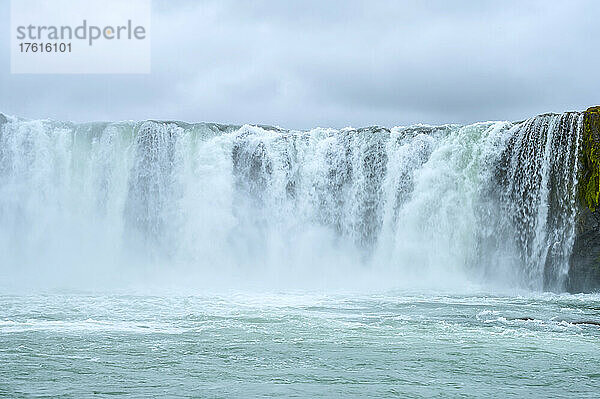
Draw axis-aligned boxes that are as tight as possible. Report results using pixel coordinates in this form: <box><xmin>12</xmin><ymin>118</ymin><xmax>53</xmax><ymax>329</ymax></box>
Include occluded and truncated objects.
<box><xmin>0</xmin><ymin>113</ymin><xmax>583</xmax><ymax>291</ymax></box>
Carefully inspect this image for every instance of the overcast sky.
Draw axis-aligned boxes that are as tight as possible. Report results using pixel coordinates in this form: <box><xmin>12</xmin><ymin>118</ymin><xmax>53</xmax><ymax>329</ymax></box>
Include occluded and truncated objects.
<box><xmin>1</xmin><ymin>0</ymin><xmax>599</xmax><ymax>129</ymax></box>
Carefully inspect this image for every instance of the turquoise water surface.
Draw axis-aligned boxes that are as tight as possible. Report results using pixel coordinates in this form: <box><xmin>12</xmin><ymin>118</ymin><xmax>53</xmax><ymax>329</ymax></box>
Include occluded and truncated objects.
<box><xmin>1</xmin><ymin>292</ymin><xmax>599</xmax><ymax>398</ymax></box>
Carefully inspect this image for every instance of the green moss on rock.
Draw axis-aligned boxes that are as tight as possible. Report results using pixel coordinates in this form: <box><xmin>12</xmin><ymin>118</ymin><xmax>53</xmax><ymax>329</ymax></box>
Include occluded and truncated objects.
<box><xmin>579</xmin><ymin>106</ymin><xmax>600</xmax><ymax>211</ymax></box>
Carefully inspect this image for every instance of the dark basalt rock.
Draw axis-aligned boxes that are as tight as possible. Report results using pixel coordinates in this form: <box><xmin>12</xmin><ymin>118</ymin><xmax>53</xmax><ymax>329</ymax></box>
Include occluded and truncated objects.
<box><xmin>567</xmin><ymin>206</ymin><xmax>600</xmax><ymax>292</ymax></box>
<box><xmin>567</xmin><ymin>107</ymin><xmax>600</xmax><ymax>292</ymax></box>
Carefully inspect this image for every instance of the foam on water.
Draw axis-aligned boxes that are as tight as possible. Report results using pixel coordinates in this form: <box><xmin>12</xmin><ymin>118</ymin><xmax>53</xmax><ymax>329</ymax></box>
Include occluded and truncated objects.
<box><xmin>1</xmin><ymin>292</ymin><xmax>599</xmax><ymax>397</ymax></box>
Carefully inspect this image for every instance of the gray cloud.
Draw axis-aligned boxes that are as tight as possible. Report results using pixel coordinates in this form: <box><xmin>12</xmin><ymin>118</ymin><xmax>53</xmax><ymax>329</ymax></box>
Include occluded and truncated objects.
<box><xmin>0</xmin><ymin>0</ymin><xmax>598</xmax><ymax>129</ymax></box>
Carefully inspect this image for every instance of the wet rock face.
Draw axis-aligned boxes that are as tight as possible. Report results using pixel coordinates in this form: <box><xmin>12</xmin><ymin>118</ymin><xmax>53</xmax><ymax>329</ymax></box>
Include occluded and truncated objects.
<box><xmin>568</xmin><ymin>107</ymin><xmax>600</xmax><ymax>292</ymax></box>
<box><xmin>567</xmin><ymin>207</ymin><xmax>600</xmax><ymax>292</ymax></box>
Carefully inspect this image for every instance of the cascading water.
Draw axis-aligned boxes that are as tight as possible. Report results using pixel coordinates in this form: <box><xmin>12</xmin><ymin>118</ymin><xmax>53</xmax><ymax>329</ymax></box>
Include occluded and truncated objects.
<box><xmin>0</xmin><ymin>113</ymin><xmax>583</xmax><ymax>291</ymax></box>
<box><xmin>491</xmin><ymin>113</ymin><xmax>583</xmax><ymax>290</ymax></box>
